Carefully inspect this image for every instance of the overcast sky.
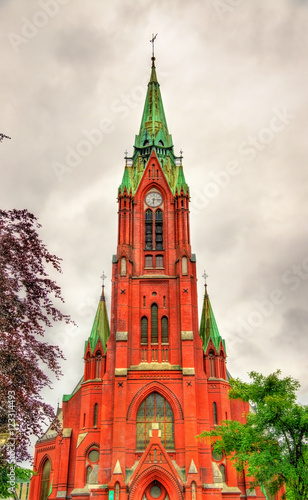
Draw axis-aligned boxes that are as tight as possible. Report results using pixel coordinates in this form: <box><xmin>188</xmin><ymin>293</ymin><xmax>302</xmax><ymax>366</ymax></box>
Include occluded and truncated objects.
<box><xmin>1</xmin><ymin>0</ymin><xmax>308</xmax><ymax>435</ymax></box>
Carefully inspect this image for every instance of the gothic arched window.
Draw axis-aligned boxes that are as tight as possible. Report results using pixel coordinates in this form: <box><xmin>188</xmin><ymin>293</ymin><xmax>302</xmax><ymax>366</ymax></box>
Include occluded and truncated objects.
<box><xmin>136</xmin><ymin>392</ymin><xmax>174</xmax><ymax>450</ymax></box>
<box><xmin>145</xmin><ymin>210</ymin><xmax>153</xmax><ymax>249</ymax></box>
<box><xmin>93</xmin><ymin>403</ymin><xmax>98</xmax><ymax>428</ymax></box>
<box><xmin>155</xmin><ymin>209</ymin><xmax>163</xmax><ymax>250</ymax></box>
<box><xmin>141</xmin><ymin>316</ymin><xmax>148</xmax><ymax>345</ymax></box>
<box><xmin>39</xmin><ymin>459</ymin><xmax>51</xmax><ymax>500</ymax></box>
<box><xmin>213</xmin><ymin>402</ymin><xmax>218</xmax><ymax>425</ymax></box>
<box><xmin>151</xmin><ymin>304</ymin><xmax>158</xmax><ymax>344</ymax></box>
<box><xmin>161</xmin><ymin>316</ymin><xmax>168</xmax><ymax>344</ymax></box>
<box><xmin>220</xmin><ymin>464</ymin><xmax>226</xmax><ymax>482</ymax></box>
<box><xmin>209</xmin><ymin>349</ymin><xmax>216</xmax><ymax>377</ymax></box>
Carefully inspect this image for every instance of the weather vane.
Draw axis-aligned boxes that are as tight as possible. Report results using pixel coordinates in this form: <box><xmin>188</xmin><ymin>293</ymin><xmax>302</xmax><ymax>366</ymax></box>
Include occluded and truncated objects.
<box><xmin>150</xmin><ymin>33</ymin><xmax>158</xmax><ymax>58</ymax></box>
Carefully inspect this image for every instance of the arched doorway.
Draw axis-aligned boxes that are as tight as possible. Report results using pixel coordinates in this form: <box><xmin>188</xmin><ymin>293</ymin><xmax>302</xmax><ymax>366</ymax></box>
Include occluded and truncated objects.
<box><xmin>142</xmin><ymin>480</ymin><xmax>169</xmax><ymax>500</ymax></box>
<box><xmin>129</xmin><ymin>467</ymin><xmax>183</xmax><ymax>500</ymax></box>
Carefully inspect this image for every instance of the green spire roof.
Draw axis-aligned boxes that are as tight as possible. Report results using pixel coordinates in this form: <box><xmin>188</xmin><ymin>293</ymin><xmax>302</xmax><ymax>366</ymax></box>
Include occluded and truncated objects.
<box><xmin>135</xmin><ymin>56</ymin><xmax>173</xmax><ymax>150</ymax></box>
<box><xmin>175</xmin><ymin>164</ymin><xmax>189</xmax><ymax>195</ymax></box>
<box><xmin>119</xmin><ymin>55</ymin><xmax>189</xmax><ymax>197</ymax></box>
<box><xmin>84</xmin><ymin>287</ymin><xmax>110</xmax><ymax>355</ymax></box>
<box><xmin>199</xmin><ymin>286</ymin><xmax>226</xmax><ymax>354</ymax></box>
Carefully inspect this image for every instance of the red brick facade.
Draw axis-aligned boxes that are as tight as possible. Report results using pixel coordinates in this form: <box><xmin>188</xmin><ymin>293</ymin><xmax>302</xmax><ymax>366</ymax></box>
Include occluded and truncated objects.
<box><xmin>30</xmin><ymin>58</ymin><xmax>272</xmax><ymax>500</ymax></box>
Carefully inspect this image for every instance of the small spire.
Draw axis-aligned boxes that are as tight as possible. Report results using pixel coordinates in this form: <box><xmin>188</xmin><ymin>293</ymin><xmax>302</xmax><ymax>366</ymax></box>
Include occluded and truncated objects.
<box><xmin>124</xmin><ymin>150</ymin><xmax>128</xmax><ymax>167</ymax></box>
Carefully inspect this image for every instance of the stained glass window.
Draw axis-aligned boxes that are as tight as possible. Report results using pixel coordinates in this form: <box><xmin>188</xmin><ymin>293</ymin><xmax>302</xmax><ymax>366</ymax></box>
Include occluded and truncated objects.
<box><xmin>136</xmin><ymin>392</ymin><xmax>174</xmax><ymax>450</ymax></box>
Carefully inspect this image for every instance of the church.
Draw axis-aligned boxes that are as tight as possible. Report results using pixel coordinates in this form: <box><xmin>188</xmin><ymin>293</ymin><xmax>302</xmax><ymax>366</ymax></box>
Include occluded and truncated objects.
<box><xmin>30</xmin><ymin>49</ymin><xmax>269</xmax><ymax>500</ymax></box>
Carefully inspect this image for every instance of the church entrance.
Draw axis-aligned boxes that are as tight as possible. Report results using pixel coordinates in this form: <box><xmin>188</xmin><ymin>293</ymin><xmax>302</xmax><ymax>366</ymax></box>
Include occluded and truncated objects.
<box><xmin>142</xmin><ymin>480</ymin><xmax>169</xmax><ymax>500</ymax></box>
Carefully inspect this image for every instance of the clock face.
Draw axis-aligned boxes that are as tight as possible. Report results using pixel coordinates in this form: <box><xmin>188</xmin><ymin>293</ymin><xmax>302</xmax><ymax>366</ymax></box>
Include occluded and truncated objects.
<box><xmin>145</xmin><ymin>192</ymin><xmax>163</xmax><ymax>207</ymax></box>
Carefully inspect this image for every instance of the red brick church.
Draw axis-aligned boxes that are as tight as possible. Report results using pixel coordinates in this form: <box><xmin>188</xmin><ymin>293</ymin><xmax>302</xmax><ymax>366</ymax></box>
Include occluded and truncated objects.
<box><xmin>30</xmin><ymin>51</ymin><xmax>269</xmax><ymax>500</ymax></box>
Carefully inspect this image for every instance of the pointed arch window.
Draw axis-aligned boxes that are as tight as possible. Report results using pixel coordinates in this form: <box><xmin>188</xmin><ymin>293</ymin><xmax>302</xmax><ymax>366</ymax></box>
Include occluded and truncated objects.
<box><xmin>213</xmin><ymin>402</ymin><xmax>218</xmax><ymax>425</ymax></box>
<box><xmin>209</xmin><ymin>349</ymin><xmax>216</xmax><ymax>377</ymax></box>
<box><xmin>161</xmin><ymin>316</ymin><xmax>168</xmax><ymax>344</ymax></box>
<box><xmin>151</xmin><ymin>304</ymin><xmax>158</xmax><ymax>344</ymax></box>
<box><xmin>145</xmin><ymin>210</ymin><xmax>153</xmax><ymax>249</ymax></box>
<box><xmin>220</xmin><ymin>464</ymin><xmax>226</xmax><ymax>482</ymax></box>
<box><xmin>155</xmin><ymin>209</ymin><xmax>163</xmax><ymax>250</ymax></box>
<box><xmin>93</xmin><ymin>403</ymin><xmax>98</xmax><ymax>428</ymax></box>
<box><xmin>136</xmin><ymin>392</ymin><xmax>174</xmax><ymax>450</ymax></box>
<box><xmin>39</xmin><ymin>459</ymin><xmax>51</xmax><ymax>500</ymax></box>
<box><xmin>141</xmin><ymin>316</ymin><xmax>148</xmax><ymax>345</ymax></box>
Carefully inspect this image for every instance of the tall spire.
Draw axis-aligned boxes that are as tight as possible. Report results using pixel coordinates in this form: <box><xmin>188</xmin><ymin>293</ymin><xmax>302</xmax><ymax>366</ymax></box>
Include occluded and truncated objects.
<box><xmin>135</xmin><ymin>45</ymin><xmax>172</xmax><ymax>150</ymax></box>
<box><xmin>199</xmin><ymin>273</ymin><xmax>226</xmax><ymax>354</ymax></box>
<box><xmin>119</xmin><ymin>39</ymin><xmax>189</xmax><ymax>196</ymax></box>
<box><xmin>84</xmin><ymin>277</ymin><xmax>110</xmax><ymax>355</ymax></box>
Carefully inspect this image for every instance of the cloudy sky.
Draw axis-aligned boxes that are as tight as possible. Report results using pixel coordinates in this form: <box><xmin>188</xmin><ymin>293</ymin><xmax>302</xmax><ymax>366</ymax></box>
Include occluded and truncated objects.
<box><xmin>1</xmin><ymin>0</ymin><xmax>308</xmax><ymax>433</ymax></box>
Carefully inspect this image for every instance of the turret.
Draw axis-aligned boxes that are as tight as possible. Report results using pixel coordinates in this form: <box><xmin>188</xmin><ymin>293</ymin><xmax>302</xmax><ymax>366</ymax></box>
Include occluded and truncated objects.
<box><xmin>199</xmin><ymin>274</ymin><xmax>227</xmax><ymax>380</ymax></box>
<box><xmin>84</xmin><ymin>279</ymin><xmax>110</xmax><ymax>381</ymax></box>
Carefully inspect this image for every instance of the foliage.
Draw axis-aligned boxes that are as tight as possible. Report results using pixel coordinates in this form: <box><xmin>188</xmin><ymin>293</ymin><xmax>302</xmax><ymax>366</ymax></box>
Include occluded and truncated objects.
<box><xmin>198</xmin><ymin>371</ymin><xmax>308</xmax><ymax>500</ymax></box>
<box><xmin>0</xmin><ymin>209</ymin><xmax>72</xmax><ymax>466</ymax></box>
<box><xmin>0</xmin><ymin>463</ymin><xmax>33</xmax><ymax>500</ymax></box>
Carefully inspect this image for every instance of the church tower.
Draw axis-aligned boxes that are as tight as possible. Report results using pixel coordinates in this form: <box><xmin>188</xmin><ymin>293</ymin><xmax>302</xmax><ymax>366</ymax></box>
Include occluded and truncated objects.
<box><xmin>30</xmin><ymin>50</ymin><xmax>269</xmax><ymax>500</ymax></box>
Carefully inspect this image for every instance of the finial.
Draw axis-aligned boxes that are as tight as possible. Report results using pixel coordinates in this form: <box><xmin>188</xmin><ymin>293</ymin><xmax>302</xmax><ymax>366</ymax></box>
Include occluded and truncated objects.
<box><xmin>202</xmin><ymin>270</ymin><xmax>209</xmax><ymax>294</ymax></box>
<box><xmin>124</xmin><ymin>149</ymin><xmax>128</xmax><ymax>166</ymax></box>
<box><xmin>100</xmin><ymin>271</ymin><xmax>107</xmax><ymax>300</ymax></box>
<box><xmin>150</xmin><ymin>33</ymin><xmax>158</xmax><ymax>64</ymax></box>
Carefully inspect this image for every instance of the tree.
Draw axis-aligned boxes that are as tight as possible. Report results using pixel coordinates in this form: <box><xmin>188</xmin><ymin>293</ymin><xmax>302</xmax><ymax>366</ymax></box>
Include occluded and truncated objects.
<box><xmin>198</xmin><ymin>371</ymin><xmax>308</xmax><ymax>500</ymax></box>
<box><xmin>0</xmin><ymin>210</ymin><xmax>72</xmax><ymax>493</ymax></box>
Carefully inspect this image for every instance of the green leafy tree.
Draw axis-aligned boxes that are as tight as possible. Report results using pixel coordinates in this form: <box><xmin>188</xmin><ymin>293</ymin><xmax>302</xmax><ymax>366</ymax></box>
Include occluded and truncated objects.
<box><xmin>198</xmin><ymin>371</ymin><xmax>308</xmax><ymax>500</ymax></box>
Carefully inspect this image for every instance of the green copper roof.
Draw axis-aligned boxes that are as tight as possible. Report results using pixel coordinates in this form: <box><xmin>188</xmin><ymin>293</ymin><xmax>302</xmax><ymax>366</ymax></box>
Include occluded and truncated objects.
<box><xmin>199</xmin><ymin>287</ymin><xmax>226</xmax><ymax>354</ymax></box>
<box><xmin>135</xmin><ymin>57</ymin><xmax>173</xmax><ymax>150</ymax></box>
<box><xmin>84</xmin><ymin>287</ymin><xmax>110</xmax><ymax>355</ymax></box>
<box><xmin>175</xmin><ymin>164</ymin><xmax>189</xmax><ymax>195</ymax></box>
<box><xmin>119</xmin><ymin>56</ymin><xmax>189</xmax><ymax>197</ymax></box>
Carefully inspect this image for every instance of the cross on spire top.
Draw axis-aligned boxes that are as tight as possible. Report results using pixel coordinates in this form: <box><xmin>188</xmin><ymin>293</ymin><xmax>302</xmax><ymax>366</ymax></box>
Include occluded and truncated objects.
<box><xmin>150</xmin><ymin>33</ymin><xmax>158</xmax><ymax>59</ymax></box>
<box><xmin>202</xmin><ymin>270</ymin><xmax>208</xmax><ymax>285</ymax></box>
<box><xmin>100</xmin><ymin>272</ymin><xmax>107</xmax><ymax>300</ymax></box>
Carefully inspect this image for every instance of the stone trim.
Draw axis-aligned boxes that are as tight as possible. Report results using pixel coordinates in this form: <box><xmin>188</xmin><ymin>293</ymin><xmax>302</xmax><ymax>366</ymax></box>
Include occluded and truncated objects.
<box><xmin>181</xmin><ymin>331</ymin><xmax>193</xmax><ymax>340</ymax></box>
<box><xmin>182</xmin><ymin>368</ymin><xmax>195</xmax><ymax>375</ymax></box>
<box><xmin>116</xmin><ymin>331</ymin><xmax>128</xmax><ymax>341</ymax></box>
<box><xmin>115</xmin><ymin>368</ymin><xmax>128</xmax><ymax>376</ymax></box>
